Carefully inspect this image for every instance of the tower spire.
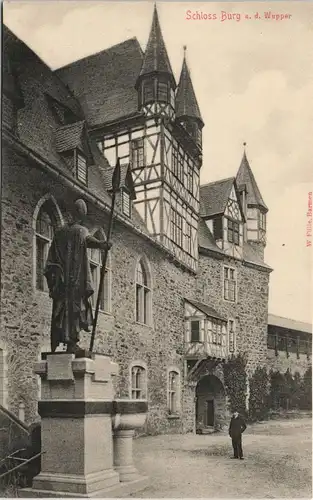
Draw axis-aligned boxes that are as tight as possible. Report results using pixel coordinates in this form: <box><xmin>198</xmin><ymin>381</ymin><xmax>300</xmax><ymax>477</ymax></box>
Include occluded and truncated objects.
<box><xmin>175</xmin><ymin>49</ymin><xmax>203</xmax><ymax>125</ymax></box>
<box><xmin>236</xmin><ymin>149</ymin><xmax>267</xmax><ymax>211</ymax></box>
<box><xmin>136</xmin><ymin>4</ymin><xmax>175</xmax><ymax>87</ymax></box>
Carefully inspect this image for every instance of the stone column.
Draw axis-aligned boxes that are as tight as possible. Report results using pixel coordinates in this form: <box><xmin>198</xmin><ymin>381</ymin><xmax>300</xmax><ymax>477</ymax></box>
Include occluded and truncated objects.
<box><xmin>112</xmin><ymin>400</ymin><xmax>148</xmax><ymax>483</ymax></box>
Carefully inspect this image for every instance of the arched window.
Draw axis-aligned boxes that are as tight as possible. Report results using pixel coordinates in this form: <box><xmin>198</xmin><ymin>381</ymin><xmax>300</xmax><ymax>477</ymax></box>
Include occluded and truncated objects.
<box><xmin>130</xmin><ymin>364</ymin><xmax>147</xmax><ymax>400</ymax></box>
<box><xmin>88</xmin><ymin>231</ymin><xmax>111</xmax><ymax>313</ymax></box>
<box><xmin>33</xmin><ymin>195</ymin><xmax>63</xmax><ymax>291</ymax></box>
<box><xmin>135</xmin><ymin>258</ymin><xmax>151</xmax><ymax>325</ymax></box>
<box><xmin>168</xmin><ymin>369</ymin><xmax>180</xmax><ymax>414</ymax></box>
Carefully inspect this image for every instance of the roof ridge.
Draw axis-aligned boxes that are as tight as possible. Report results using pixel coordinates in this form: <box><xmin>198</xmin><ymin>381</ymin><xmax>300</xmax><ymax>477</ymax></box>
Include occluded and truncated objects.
<box><xmin>55</xmin><ymin>37</ymin><xmax>141</xmax><ymax>72</ymax></box>
<box><xmin>200</xmin><ymin>176</ymin><xmax>235</xmax><ymax>188</ymax></box>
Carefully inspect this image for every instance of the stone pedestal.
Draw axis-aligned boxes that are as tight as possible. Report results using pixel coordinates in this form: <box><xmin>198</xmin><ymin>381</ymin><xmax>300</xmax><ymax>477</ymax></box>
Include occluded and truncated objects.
<box><xmin>20</xmin><ymin>353</ymin><xmax>149</xmax><ymax>498</ymax></box>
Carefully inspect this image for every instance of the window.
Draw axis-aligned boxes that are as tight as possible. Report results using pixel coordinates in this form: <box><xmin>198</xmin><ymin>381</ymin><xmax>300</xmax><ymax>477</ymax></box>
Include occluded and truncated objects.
<box><xmin>88</xmin><ymin>247</ymin><xmax>111</xmax><ymax>313</ymax></box>
<box><xmin>158</xmin><ymin>82</ymin><xmax>168</xmax><ymax>103</ymax></box>
<box><xmin>172</xmin><ymin>148</ymin><xmax>183</xmax><ymax>182</ymax></box>
<box><xmin>259</xmin><ymin>211</ymin><xmax>266</xmax><ymax>231</ymax></box>
<box><xmin>212</xmin><ymin>321</ymin><xmax>222</xmax><ymax>345</ymax></box>
<box><xmin>33</xmin><ymin>195</ymin><xmax>63</xmax><ymax>291</ymax></box>
<box><xmin>122</xmin><ymin>189</ymin><xmax>131</xmax><ymax>217</ymax></box>
<box><xmin>130</xmin><ymin>365</ymin><xmax>147</xmax><ymax>399</ymax></box>
<box><xmin>185</xmin><ymin>223</ymin><xmax>192</xmax><ymax>254</ymax></box>
<box><xmin>228</xmin><ymin>320</ymin><xmax>236</xmax><ymax>353</ymax></box>
<box><xmin>131</xmin><ymin>138</ymin><xmax>144</xmax><ymax>168</ymax></box>
<box><xmin>168</xmin><ymin>370</ymin><xmax>180</xmax><ymax>414</ymax></box>
<box><xmin>172</xmin><ymin>147</ymin><xmax>178</xmax><ymax>177</ymax></box>
<box><xmin>76</xmin><ymin>153</ymin><xmax>87</xmax><ymax>184</ymax></box>
<box><xmin>170</xmin><ymin>208</ymin><xmax>183</xmax><ymax>247</ymax></box>
<box><xmin>143</xmin><ymin>81</ymin><xmax>154</xmax><ymax>104</ymax></box>
<box><xmin>224</xmin><ymin>266</ymin><xmax>236</xmax><ymax>302</ymax></box>
<box><xmin>196</xmin><ymin>127</ymin><xmax>202</xmax><ymax>147</ymax></box>
<box><xmin>187</xmin><ymin>166</ymin><xmax>193</xmax><ymax>193</ymax></box>
<box><xmin>136</xmin><ymin>259</ymin><xmax>151</xmax><ymax>325</ymax></box>
<box><xmin>35</xmin><ymin>205</ymin><xmax>54</xmax><ymax>291</ymax></box>
<box><xmin>190</xmin><ymin>320</ymin><xmax>200</xmax><ymax>343</ymax></box>
<box><xmin>170</xmin><ymin>88</ymin><xmax>175</xmax><ymax>108</ymax></box>
<box><xmin>227</xmin><ymin>219</ymin><xmax>240</xmax><ymax>245</ymax></box>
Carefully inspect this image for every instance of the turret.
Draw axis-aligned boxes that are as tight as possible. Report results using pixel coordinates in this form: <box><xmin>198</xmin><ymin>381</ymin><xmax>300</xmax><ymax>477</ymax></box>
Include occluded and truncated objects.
<box><xmin>175</xmin><ymin>47</ymin><xmax>204</xmax><ymax>150</ymax></box>
<box><xmin>236</xmin><ymin>146</ymin><xmax>268</xmax><ymax>260</ymax></box>
<box><xmin>135</xmin><ymin>5</ymin><xmax>176</xmax><ymax>120</ymax></box>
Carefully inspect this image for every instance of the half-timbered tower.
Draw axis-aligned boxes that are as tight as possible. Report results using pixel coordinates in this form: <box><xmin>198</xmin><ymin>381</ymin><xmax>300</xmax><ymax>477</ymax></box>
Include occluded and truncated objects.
<box><xmin>60</xmin><ymin>5</ymin><xmax>203</xmax><ymax>272</ymax></box>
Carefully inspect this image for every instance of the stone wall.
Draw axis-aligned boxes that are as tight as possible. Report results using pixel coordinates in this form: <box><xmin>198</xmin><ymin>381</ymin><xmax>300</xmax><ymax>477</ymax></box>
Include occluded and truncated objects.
<box><xmin>266</xmin><ymin>349</ymin><xmax>311</xmax><ymax>376</ymax></box>
<box><xmin>196</xmin><ymin>255</ymin><xmax>270</xmax><ymax>375</ymax></box>
<box><xmin>1</xmin><ymin>144</ymin><xmax>271</xmax><ymax>434</ymax></box>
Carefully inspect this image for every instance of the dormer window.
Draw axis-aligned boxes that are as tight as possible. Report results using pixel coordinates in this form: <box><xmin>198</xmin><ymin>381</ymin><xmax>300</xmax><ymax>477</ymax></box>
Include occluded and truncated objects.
<box><xmin>76</xmin><ymin>152</ymin><xmax>87</xmax><ymax>185</ymax></box>
<box><xmin>227</xmin><ymin>219</ymin><xmax>240</xmax><ymax>245</ymax></box>
<box><xmin>122</xmin><ymin>189</ymin><xmax>131</xmax><ymax>217</ymax></box>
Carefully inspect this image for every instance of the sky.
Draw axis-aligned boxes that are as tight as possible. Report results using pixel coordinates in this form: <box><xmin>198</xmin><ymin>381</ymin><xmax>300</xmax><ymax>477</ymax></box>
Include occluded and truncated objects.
<box><xmin>3</xmin><ymin>0</ymin><xmax>313</xmax><ymax>323</ymax></box>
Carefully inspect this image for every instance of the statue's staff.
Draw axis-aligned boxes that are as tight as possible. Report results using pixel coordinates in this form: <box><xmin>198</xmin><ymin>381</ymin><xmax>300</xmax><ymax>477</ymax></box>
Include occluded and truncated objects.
<box><xmin>89</xmin><ymin>158</ymin><xmax>121</xmax><ymax>352</ymax></box>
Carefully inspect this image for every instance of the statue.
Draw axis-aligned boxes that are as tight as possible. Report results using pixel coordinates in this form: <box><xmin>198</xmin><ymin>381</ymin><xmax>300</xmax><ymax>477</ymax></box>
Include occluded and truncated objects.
<box><xmin>44</xmin><ymin>199</ymin><xmax>111</xmax><ymax>354</ymax></box>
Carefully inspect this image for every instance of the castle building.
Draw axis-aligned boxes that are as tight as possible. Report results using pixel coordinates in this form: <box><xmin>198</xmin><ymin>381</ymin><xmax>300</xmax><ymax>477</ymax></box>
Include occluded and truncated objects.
<box><xmin>1</xmin><ymin>6</ymin><xmax>309</xmax><ymax>434</ymax></box>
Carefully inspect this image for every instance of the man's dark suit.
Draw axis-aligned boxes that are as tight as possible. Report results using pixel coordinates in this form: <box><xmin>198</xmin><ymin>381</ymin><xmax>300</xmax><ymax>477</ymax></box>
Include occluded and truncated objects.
<box><xmin>229</xmin><ymin>414</ymin><xmax>247</xmax><ymax>459</ymax></box>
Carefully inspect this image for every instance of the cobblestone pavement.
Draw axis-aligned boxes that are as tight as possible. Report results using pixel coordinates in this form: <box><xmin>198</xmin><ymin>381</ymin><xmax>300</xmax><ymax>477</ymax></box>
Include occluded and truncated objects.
<box><xmin>132</xmin><ymin>418</ymin><xmax>312</xmax><ymax>498</ymax></box>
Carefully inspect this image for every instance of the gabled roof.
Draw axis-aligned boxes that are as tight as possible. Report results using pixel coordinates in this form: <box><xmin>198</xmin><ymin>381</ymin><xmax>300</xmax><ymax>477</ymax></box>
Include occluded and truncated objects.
<box><xmin>103</xmin><ymin>163</ymin><xmax>136</xmax><ymax>200</ymax></box>
<box><xmin>55</xmin><ymin>121</ymin><xmax>85</xmax><ymax>153</ymax></box>
<box><xmin>137</xmin><ymin>5</ymin><xmax>175</xmax><ymax>87</ymax></box>
<box><xmin>200</xmin><ymin>177</ymin><xmax>235</xmax><ymax>219</ymax></box>
<box><xmin>55</xmin><ymin>38</ymin><xmax>143</xmax><ymax>127</ymax></box>
<box><xmin>176</xmin><ymin>56</ymin><xmax>203</xmax><ymax>125</ymax></box>
<box><xmin>236</xmin><ymin>151</ymin><xmax>268</xmax><ymax>211</ymax></box>
<box><xmin>185</xmin><ymin>299</ymin><xmax>226</xmax><ymax>322</ymax></box>
<box><xmin>268</xmin><ymin>314</ymin><xmax>312</xmax><ymax>335</ymax></box>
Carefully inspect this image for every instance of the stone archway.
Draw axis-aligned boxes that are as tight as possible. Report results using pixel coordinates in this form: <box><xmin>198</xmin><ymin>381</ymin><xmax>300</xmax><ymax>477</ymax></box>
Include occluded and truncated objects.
<box><xmin>195</xmin><ymin>374</ymin><xmax>226</xmax><ymax>433</ymax></box>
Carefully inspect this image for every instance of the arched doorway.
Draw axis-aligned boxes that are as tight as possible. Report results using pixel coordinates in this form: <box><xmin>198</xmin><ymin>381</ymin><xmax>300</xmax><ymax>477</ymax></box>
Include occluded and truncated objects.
<box><xmin>195</xmin><ymin>375</ymin><xmax>226</xmax><ymax>433</ymax></box>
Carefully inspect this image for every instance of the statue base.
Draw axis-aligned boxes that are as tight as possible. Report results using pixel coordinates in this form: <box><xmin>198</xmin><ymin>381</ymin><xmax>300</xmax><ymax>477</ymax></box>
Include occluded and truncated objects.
<box><xmin>20</xmin><ymin>353</ymin><xmax>149</xmax><ymax>498</ymax></box>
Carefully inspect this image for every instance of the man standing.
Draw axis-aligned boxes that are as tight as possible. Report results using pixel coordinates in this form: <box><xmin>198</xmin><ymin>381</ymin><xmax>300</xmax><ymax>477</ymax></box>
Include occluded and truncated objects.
<box><xmin>229</xmin><ymin>411</ymin><xmax>247</xmax><ymax>459</ymax></box>
<box><xmin>44</xmin><ymin>199</ymin><xmax>110</xmax><ymax>354</ymax></box>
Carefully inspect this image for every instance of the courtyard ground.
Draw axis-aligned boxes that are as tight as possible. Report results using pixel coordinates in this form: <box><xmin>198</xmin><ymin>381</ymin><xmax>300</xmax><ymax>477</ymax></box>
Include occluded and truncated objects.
<box><xmin>132</xmin><ymin>418</ymin><xmax>312</xmax><ymax>498</ymax></box>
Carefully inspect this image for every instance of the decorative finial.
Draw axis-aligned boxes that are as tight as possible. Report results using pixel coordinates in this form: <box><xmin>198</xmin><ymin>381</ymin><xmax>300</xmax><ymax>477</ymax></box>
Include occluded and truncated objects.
<box><xmin>243</xmin><ymin>142</ymin><xmax>247</xmax><ymax>147</ymax></box>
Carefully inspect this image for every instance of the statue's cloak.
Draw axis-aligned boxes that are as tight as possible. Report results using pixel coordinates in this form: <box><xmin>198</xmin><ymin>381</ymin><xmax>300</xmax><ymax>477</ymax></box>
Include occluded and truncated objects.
<box><xmin>44</xmin><ymin>223</ymin><xmax>94</xmax><ymax>351</ymax></box>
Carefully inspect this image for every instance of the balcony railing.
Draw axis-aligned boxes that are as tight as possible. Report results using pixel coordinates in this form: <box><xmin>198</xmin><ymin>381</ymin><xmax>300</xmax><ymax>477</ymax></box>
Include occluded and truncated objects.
<box><xmin>267</xmin><ymin>333</ymin><xmax>311</xmax><ymax>359</ymax></box>
<box><xmin>185</xmin><ymin>340</ymin><xmax>228</xmax><ymax>360</ymax></box>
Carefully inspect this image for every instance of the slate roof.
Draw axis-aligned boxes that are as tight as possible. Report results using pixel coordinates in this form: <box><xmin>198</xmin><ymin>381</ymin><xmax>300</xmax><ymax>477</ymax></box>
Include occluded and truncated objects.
<box><xmin>198</xmin><ymin>219</ymin><xmax>223</xmax><ymax>254</ymax></box>
<box><xmin>138</xmin><ymin>5</ymin><xmax>175</xmax><ymax>87</ymax></box>
<box><xmin>236</xmin><ymin>151</ymin><xmax>268</xmax><ymax>211</ymax></box>
<box><xmin>103</xmin><ymin>163</ymin><xmax>135</xmax><ymax>198</ymax></box>
<box><xmin>242</xmin><ymin>242</ymin><xmax>272</xmax><ymax>270</ymax></box>
<box><xmin>176</xmin><ymin>57</ymin><xmax>203</xmax><ymax>124</ymax></box>
<box><xmin>55</xmin><ymin>121</ymin><xmax>85</xmax><ymax>153</ymax></box>
<box><xmin>268</xmin><ymin>314</ymin><xmax>312</xmax><ymax>335</ymax></box>
<box><xmin>55</xmin><ymin>38</ymin><xmax>144</xmax><ymax>127</ymax></box>
<box><xmin>200</xmin><ymin>177</ymin><xmax>235</xmax><ymax>218</ymax></box>
<box><xmin>186</xmin><ymin>299</ymin><xmax>226</xmax><ymax>322</ymax></box>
